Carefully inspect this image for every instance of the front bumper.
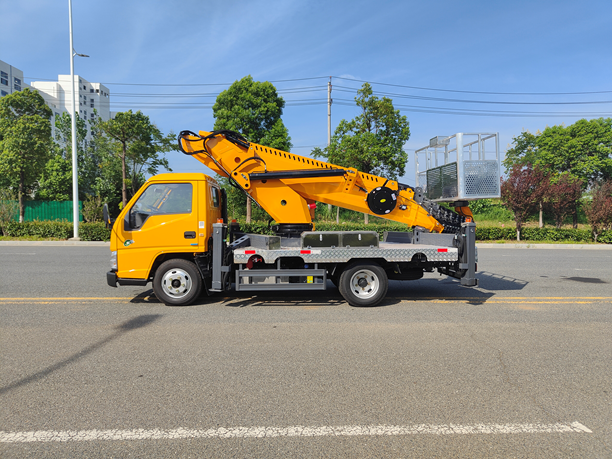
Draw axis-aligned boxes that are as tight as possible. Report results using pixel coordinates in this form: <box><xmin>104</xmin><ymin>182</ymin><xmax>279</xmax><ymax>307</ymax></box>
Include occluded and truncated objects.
<box><xmin>106</xmin><ymin>270</ymin><xmax>148</xmax><ymax>287</ymax></box>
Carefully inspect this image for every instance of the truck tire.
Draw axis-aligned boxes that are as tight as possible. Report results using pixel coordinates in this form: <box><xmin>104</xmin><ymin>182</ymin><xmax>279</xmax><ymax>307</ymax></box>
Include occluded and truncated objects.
<box><xmin>153</xmin><ymin>259</ymin><xmax>202</xmax><ymax>306</ymax></box>
<box><xmin>338</xmin><ymin>262</ymin><xmax>388</xmax><ymax>307</ymax></box>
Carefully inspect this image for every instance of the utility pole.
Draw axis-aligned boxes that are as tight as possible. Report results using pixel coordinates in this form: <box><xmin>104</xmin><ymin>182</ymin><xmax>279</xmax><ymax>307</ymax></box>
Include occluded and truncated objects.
<box><xmin>327</xmin><ymin>77</ymin><xmax>332</xmax><ymax>147</ymax></box>
<box><xmin>327</xmin><ymin>77</ymin><xmax>340</xmax><ymax>223</ymax></box>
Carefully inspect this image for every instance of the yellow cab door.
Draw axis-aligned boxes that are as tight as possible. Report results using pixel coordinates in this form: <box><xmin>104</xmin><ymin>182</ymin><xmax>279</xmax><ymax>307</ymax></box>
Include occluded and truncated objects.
<box><xmin>202</xmin><ymin>178</ymin><xmax>223</xmax><ymax>250</ymax></box>
<box><xmin>116</xmin><ymin>179</ymin><xmax>201</xmax><ymax>280</ymax></box>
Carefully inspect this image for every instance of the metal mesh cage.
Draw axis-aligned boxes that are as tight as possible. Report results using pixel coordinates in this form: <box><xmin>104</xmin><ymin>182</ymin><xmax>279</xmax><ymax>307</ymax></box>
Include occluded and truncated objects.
<box><xmin>426</xmin><ymin>163</ymin><xmax>458</xmax><ymax>200</ymax></box>
<box><xmin>463</xmin><ymin>160</ymin><xmax>500</xmax><ymax>197</ymax></box>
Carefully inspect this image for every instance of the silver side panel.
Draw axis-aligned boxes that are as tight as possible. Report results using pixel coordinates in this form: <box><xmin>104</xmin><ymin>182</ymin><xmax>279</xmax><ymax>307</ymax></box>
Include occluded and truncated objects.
<box><xmin>233</xmin><ymin>243</ymin><xmax>458</xmax><ymax>265</ymax></box>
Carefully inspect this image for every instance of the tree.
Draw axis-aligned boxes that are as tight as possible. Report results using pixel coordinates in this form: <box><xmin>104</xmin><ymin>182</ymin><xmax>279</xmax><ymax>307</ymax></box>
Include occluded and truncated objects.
<box><xmin>545</xmin><ymin>173</ymin><xmax>583</xmax><ymax>229</ymax></box>
<box><xmin>313</xmin><ymin>83</ymin><xmax>410</xmax><ymax>222</ymax></box>
<box><xmin>36</xmin><ymin>112</ymin><xmax>88</xmax><ymax>201</ymax></box>
<box><xmin>314</xmin><ymin>83</ymin><xmax>410</xmax><ymax>179</ymax></box>
<box><xmin>583</xmin><ymin>180</ymin><xmax>612</xmax><ymax>242</ymax></box>
<box><xmin>537</xmin><ymin>118</ymin><xmax>612</xmax><ymax>187</ymax></box>
<box><xmin>213</xmin><ymin>75</ymin><xmax>292</xmax><ymax>222</ymax></box>
<box><xmin>503</xmin><ymin>119</ymin><xmax>612</xmax><ymax>227</ymax></box>
<box><xmin>0</xmin><ymin>188</ymin><xmax>18</xmax><ymax>236</ymax></box>
<box><xmin>0</xmin><ymin>88</ymin><xmax>52</xmax><ymax>222</ymax></box>
<box><xmin>501</xmin><ymin>164</ymin><xmax>550</xmax><ymax>241</ymax></box>
<box><xmin>99</xmin><ymin>110</ymin><xmax>174</xmax><ymax>207</ymax></box>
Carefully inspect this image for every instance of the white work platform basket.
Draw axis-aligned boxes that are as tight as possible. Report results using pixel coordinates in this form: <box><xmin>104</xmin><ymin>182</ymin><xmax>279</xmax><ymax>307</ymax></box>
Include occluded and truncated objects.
<box><xmin>415</xmin><ymin>133</ymin><xmax>501</xmax><ymax>202</ymax></box>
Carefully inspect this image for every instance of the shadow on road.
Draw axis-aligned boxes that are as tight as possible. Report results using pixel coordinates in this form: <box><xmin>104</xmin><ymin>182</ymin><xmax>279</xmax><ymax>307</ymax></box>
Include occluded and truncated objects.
<box><xmin>474</xmin><ymin>271</ymin><xmax>529</xmax><ymax>291</ymax></box>
<box><xmin>0</xmin><ymin>314</ymin><xmax>162</xmax><ymax>395</ymax></box>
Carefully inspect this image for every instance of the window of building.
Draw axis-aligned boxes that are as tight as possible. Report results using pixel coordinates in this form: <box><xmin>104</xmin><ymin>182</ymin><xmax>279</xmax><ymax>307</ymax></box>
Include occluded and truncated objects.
<box><xmin>1</xmin><ymin>71</ymin><xmax>8</xmax><ymax>86</ymax></box>
<box><xmin>96</xmin><ymin>89</ymin><xmax>99</xmax><ymax>93</ymax></box>
<box><xmin>14</xmin><ymin>77</ymin><xmax>21</xmax><ymax>91</ymax></box>
<box><xmin>90</xmin><ymin>113</ymin><xmax>95</xmax><ymax>119</ymax></box>
<box><xmin>14</xmin><ymin>78</ymin><xmax>21</xmax><ymax>85</ymax></box>
<box><xmin>1</xmin><ymin>90</ymin><xmax>8</xmax><ymax>96</ymax></box>
<box><xmin>83</xmin><ymin>85</ymin><xmax>86</xmax><ymax>90</ymax></box>
<box><xmin>55</xmin><ymin>112</ymin><xmax>59</xmax><ymax>118</ymax></box>
<box><xmin>90</xmin><ymin>89</ymin><xmax>93</xmax><ymax>93</ymax></box>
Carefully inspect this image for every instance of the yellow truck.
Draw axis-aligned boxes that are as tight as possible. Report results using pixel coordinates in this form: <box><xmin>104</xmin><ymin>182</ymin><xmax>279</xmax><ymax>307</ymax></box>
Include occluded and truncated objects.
<box><xmin>106</xmin><ymin>130</ymin><xmax>478</xmax><ymax>307</ymax></box>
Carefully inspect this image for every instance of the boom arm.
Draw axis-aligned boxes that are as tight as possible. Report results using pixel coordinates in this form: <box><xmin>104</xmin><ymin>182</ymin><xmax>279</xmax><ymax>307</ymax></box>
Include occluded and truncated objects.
<box><xmin>179</xmin><ymin>130</ymin><xmax>463</xmax><ymax>233</ymax></box>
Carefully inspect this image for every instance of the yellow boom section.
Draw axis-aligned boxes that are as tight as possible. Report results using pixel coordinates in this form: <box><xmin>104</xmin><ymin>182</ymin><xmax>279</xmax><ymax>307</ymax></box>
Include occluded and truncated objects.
<box><xmin>180</xmin><ymin>130</ymin><xmax>445</xmax><ymax>233</ymax></box>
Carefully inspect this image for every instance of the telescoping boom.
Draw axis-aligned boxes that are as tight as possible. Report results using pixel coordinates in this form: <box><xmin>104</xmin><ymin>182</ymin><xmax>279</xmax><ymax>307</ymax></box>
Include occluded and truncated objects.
<box><xmin>178</xmin><ymin>130</ymin><xmax>467</xmax><ymax>235</ymax></box>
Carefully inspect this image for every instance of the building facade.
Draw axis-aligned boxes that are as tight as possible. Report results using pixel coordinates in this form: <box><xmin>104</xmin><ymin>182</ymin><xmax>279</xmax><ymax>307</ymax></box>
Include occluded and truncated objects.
<box><xmin>0</xmin><ymin>60</ymin><xmax>30</xmax><ymax>97</ymax></box>
<box><xmin>1</xmin><ymin>60</ymin><xmax>112</xmax><ymax>140</ymax></box>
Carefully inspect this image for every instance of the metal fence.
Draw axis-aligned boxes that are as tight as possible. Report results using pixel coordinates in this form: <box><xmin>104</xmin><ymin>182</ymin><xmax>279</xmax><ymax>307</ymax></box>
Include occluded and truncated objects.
<box><xmin>3</xmin><ymin>200</ymin><xmax>83</xmax><ymax>222</ymax></box>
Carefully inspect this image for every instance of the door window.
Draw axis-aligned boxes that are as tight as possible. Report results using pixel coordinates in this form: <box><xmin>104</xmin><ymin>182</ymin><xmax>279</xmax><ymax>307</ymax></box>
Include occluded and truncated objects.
<box><xmin>128</xmin><ymin>183</ymin><xmax>193</xmax><ymax>230</ymax></box>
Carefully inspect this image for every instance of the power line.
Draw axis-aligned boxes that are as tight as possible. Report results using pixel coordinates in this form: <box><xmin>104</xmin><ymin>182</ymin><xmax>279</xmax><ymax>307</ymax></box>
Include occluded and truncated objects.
<box><xmin>333</xmin><ymin>86</ymin><xmax>612</xmax><ymax>105</ymax></box>
<box><xmin>331</xmin><ymin>76</ymin><xmax>612</xmax><ymax>95</ymax></box>
<box><xmin>26</xmin><ymin>74</ymin><xmax>610</xmax><ymax>95</ymax></box>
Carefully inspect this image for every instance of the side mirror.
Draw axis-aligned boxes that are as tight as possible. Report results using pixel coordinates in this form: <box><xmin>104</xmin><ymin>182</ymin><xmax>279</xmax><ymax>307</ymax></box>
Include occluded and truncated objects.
<box><xmin>103</xmin><ymin>203</ymin><xmax>115</xmax><ymax>229</ymax></box>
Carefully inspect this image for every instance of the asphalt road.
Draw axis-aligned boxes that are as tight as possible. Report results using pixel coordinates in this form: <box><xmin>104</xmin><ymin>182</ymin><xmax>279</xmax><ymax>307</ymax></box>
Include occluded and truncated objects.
<box><xmin>0</xmin><ymin>245</ymin><xmax>611</xmax><ymax>458</ymax></box>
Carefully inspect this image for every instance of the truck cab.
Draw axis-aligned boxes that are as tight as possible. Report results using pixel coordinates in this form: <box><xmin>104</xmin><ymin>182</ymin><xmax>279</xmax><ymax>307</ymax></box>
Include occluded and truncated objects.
<box><xmin>107</xmin><ymin>173</ymin><xmax>223</xmax><ymax>303</ymax></box>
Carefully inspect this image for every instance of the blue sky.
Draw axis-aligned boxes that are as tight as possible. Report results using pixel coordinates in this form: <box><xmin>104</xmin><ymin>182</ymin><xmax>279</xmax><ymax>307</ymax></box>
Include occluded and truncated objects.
<box><xmin>1</xmin><ymin>0</ymin><xmax>611</xmax><ymax>186</ymax></box>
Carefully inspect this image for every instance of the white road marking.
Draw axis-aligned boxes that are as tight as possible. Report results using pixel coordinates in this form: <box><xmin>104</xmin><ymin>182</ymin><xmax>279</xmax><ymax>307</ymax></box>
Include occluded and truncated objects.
<box><xmin>0</xmin><ymin>422</ymin><xmax>592</xmax><ymax>443</ymax></box>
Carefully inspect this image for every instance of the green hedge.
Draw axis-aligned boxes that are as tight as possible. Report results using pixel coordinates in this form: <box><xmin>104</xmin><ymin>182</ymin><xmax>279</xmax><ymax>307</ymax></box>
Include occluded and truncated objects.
<box><xmin>476</xmin><ymin>226</ymin><xmax>611</xmax><ymax>244</ymax></box>
<box><xmin>4</xmin><ymin>221</ymin><xmax>111</xmax><ymax>241</ymax></box>
<box><xmin>3</xmin><ymin>220</ymin><xmax>611</xmax><ymax>244</ymax></box>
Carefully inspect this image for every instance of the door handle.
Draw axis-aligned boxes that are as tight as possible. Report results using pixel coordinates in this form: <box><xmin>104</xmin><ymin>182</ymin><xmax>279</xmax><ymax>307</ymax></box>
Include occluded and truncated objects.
<box><xmin>184</xmin><ymin>231</ymin><xmax>196</xmax><ymax>239</ymax></box>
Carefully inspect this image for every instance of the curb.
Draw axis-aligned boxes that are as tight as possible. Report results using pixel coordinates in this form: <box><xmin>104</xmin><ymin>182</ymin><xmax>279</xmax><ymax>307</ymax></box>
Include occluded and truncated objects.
<box><xmin>477</xmin><ymin>243</ymin><xmax>611</xmax><ymax>250</ymax></box>
<box><xmin>0</xmin><ymin>241</ymin><xmax>110</xmax><ymax>246</ymax></box>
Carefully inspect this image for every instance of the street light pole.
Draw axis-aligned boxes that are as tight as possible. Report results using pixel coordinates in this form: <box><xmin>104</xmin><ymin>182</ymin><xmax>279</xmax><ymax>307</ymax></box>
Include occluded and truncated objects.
<box><xmin>68</xmin><ymin>0</ymin><xmax>79</xmax><ymax>239</ymax></box>
<box><xmin>68</xmin><ymin>0</ymin><xmax>88</xmax><ymax>240</ymax></box>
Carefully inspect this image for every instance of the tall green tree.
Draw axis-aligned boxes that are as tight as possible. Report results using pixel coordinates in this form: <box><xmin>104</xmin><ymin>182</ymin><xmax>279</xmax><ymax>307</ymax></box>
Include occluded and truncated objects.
<box><xmin>312</xmin><ymin>83</ymin><xmax>410</xmax><ymax>222</ymax></box>
<box><xmin>99</xmin><ymin>110</ymin><xmax>175</xmax><ymax>207</ymax></box>
<box><xmin>313</xmin><ymin>83</ymin><xmax>410</xmax><ymax>179</ymax></box>
<box><xmin>0</xmin><ymin>88</ymin><xmax>52</xmax><ymax>222</ymax></box>
<box><xmin>504</xmin><ymin>118</ymin><xmax>612</xmax><ymax>185</ymax></box>
<box><xmin>213</xmin><ymin>75</ymin><xmax>292</xmax><ymax>221</ymax></box>
<box><xmin>503</xmin><ymin>118</ymin><xmax>612</xmax><ymax>227</ymax></box>
<box><xmin>36</xmin><ymin>112</ymin><xmax>88</xmax><ymax>201</ymax></box>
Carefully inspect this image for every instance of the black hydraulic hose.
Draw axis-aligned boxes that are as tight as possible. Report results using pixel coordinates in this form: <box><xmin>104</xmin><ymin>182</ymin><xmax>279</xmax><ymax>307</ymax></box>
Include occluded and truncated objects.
<box><xmin>178</xmin><ymin>130</ymin><xmax>264</xmax><ymax>210</ymax></box>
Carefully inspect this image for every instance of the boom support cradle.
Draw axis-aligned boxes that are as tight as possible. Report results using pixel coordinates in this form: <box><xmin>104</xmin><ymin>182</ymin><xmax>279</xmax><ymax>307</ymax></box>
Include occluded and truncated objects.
<box><xmin>179</xmin><ymin>131</ymin><xmax>450</xmax><ymax>233</ymax></box>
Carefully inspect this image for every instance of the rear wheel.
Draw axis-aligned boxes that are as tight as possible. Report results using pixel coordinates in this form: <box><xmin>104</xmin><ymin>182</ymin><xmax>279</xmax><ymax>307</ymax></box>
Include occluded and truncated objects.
<box><xmin>153</xmin><ymin>259</ymin><xmax>202</xmax><ymax>306</ymax></box>
<box><xmin>338</xmin><ymin>262</ymin><xmax>388</xmax><ymax>307</ymax></box>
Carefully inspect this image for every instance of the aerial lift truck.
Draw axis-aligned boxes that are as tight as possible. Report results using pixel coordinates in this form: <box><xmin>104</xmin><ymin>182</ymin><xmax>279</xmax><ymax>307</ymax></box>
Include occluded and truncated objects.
<box><xmin>106</xmin><ymin>130</ymin><xmax>500</xmax><ymax>307</ymax></box>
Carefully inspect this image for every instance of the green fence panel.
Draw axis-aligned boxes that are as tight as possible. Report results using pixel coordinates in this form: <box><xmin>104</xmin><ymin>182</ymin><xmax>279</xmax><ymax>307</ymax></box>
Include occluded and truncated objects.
<box><xmin>22</xmin><ymin>201</ymin><xmax>83</xmax><ymax>222</ymax></box>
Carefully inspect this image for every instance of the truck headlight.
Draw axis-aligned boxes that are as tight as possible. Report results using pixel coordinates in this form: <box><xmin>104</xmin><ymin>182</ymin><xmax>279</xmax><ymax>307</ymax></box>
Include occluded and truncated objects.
<box><xmin>110</xmin><ymin>251</ymin><xmax>117</xmax><ymax>270</ymax></box>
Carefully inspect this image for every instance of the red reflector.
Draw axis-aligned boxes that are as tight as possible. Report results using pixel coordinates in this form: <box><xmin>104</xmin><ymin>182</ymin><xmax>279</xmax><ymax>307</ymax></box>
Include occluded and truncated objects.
<box><xmin>437</xmin><ymin>248</ymin><xmax>448</xmax><ymax>252</ymax></box>
<box><xmin>300</xmin><ymin>250</ymin><xmax>311</xmax><ymax>254</ymax></box>
<box><xmin>245</xmin><ymin>250</ymin><xmax>256</xmax><ymax>254</ymax></box>
<box><xmin>308</xmin><ymin>203</ymin><xmax>317</xmax><ymax>210</ymax></box>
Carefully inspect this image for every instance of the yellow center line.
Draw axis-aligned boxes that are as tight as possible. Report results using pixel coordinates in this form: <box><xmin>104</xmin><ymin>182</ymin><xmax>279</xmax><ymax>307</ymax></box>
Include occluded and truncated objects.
<box><xmin>0</xmin><ymin>296</ymin><xmax>610</xmax><ymax>305</ymax></box>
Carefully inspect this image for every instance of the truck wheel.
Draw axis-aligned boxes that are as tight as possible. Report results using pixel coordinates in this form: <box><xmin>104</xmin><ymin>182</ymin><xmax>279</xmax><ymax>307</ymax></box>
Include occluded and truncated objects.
<box><xmin>153</xmin><ymin>259</ymin><xmax>202</xmax><ymax>306</ymax></box>
<box><xmin>339</xmin><ymin>262</ymin><xmax>388</xmax><ymax>307</ymax></box>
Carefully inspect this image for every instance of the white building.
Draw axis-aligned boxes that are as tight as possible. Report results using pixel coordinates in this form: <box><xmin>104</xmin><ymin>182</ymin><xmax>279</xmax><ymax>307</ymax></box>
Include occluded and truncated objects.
<box><xmin>0</xmin><ymin>60</ymin><xmax>29</xmax><ymax>97</ymax></box>
<box><xmin>30</xmin><ymin>75</ymin><xmax>111</xmax><ymax>140</ymax></box>
<box><xmin>1</xmin><ymin>60</ymin><xmax>112</xmax><ymax>141</ymax></box>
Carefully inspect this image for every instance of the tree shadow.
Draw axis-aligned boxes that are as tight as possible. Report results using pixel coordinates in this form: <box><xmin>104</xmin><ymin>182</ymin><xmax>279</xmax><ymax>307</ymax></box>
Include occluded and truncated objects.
<box><xmin>0</xmin><ymin>314</ymin><xmax>162</xmax><ymax>395</ymax></box>
<box><xmin>561</xmin><ymin>276</ymin><xmax>607</xmax><ymax>284</ymax></box>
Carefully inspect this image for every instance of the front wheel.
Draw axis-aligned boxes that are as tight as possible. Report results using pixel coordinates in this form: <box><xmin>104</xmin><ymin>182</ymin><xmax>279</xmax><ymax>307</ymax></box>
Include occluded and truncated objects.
<box><xmin>338</xmin><ymin>262</ymin><xmax>388</xmax><ymax>307</ymax></box>
<box><xmin>153</xmin><ymin>259</ymin><xmax>202</xmax><ymax>306</ymax></box>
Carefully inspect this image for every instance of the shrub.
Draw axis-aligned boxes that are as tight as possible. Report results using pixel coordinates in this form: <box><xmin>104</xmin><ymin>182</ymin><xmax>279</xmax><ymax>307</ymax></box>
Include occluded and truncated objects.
<box><xmin>79</xmin><ymin>222</ymin><xmax>111</xmax><ymax>241</ymax></box>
